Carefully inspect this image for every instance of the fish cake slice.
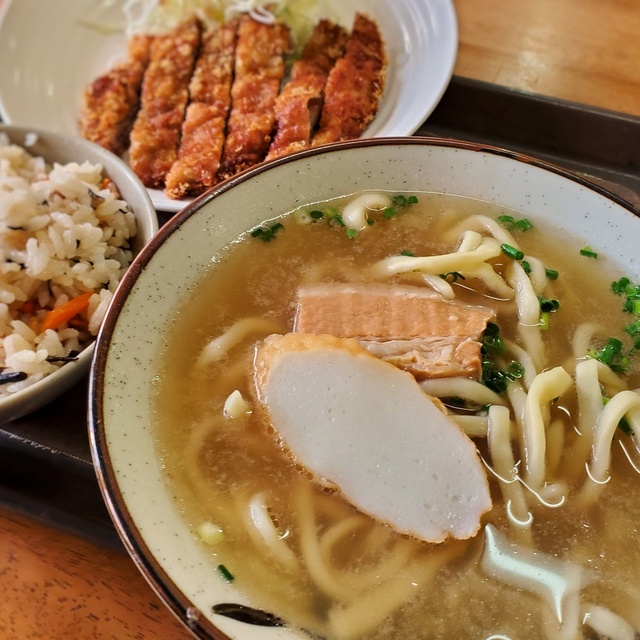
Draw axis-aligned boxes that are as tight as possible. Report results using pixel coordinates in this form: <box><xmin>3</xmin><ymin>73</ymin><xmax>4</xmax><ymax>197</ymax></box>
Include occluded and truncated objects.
<box><xmin>253</xmin><ymin>332</ymin><xmax>492</xmax><ymax>543</ymax></box>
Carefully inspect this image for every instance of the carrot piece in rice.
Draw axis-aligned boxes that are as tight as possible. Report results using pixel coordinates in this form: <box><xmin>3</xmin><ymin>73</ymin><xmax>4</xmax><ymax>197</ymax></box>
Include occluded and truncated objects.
<box><xmin>40</xmin><ymin>292</ymin><xmax>94</xmax><ymax>333</ymax></box>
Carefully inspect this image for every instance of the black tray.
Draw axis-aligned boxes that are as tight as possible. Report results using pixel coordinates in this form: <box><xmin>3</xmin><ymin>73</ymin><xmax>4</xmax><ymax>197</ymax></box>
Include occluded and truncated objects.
<box><xmin>1</xmin><ymin>76</ymin><xmax>639</xmax><ymax>550</ymax></box>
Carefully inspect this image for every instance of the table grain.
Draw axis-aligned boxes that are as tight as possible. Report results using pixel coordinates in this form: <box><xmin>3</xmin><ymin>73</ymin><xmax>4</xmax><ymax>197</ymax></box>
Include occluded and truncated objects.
<box><xmin>1</xmin><ymin>0</ymin><xmax>640</xmax><ymax>637</ymax></box>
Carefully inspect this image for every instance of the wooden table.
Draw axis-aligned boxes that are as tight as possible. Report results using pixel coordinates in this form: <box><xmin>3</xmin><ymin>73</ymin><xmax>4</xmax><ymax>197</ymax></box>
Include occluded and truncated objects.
<box><xmin>1</xmin><ymin>0</ymin><xmax>639</xmax><ymax>638</ymax></box>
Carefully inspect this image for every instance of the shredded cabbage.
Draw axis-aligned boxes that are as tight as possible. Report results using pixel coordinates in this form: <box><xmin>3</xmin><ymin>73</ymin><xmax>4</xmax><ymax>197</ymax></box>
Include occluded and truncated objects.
<box><xmin>121</xmin><ymin>0</ymin><xmax>339</xmax><ymax>47</ymax></box>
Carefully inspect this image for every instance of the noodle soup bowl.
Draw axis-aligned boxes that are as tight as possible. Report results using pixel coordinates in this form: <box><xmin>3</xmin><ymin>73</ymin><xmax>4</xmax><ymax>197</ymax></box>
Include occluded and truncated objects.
<box><xmin>90</xmin><ymin>138</ymin><xmax>640</xmax><ymax>639</ymax></box>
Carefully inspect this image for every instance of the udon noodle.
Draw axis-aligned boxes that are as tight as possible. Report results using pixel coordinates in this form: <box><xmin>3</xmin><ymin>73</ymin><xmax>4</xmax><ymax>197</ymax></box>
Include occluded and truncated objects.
<box><xmin>155</xmin><ymin>192</ymin><xmax>640</xmax><ymax>640</ymax></box>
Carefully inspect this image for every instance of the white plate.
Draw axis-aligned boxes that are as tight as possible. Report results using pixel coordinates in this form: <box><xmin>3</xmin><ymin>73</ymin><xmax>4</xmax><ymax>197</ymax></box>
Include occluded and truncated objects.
<box><xmin>0</xmin><ymin>0</ymin><xmax>458</xmax><ymax>213</ymax></box>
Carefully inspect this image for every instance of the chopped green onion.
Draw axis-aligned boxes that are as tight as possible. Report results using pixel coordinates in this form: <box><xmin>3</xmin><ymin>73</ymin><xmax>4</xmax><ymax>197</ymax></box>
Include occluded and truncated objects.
<box><xmin>400</xmin><ymin>249</ymin><xmax>415</xmax><ymax>256</ymax></box>
<box><xmin>625</xmin><ymin>320</ymin><xmax>640</xmax><ymax>337</ymax></box>
<box><xmin>497</xmin><ymin>215</ymin><xmax>533</xmax><ymax>231</ymax></box>
<box><xmin>217</xmin><ymin>564</ymin><xmax>235</xmax><ymax>583</ymax></box>
<box><xmin>501</xmin><ymin>243</ymin><xmax>525</xmax><ymax>261</ymax></box>
<box><xmin>346</xmin><ymin>228</ymin><xmax>358</xmax><ymax>239</ymax></box>
<box><xmin>482</xmin><ymin>322</ymin><xmax>506</xmax><ymax>355</ymax></box>
<box><xmin>545</xmin><ymin>268</ymin><xmax>559</xmax><ymax>280</ymax></box>
<box><xmin>515</xmin><ymin>218</ymin><xmax>533</xmax><ymax>231</ymax></box>
<box><xmin>392</xmin><ymin>195</ymin><xmax>407</xmax><ymax>206</ymax></box>
<box><xmin>539</xmin><ymin>311</ymin><xmax>550</xmax><ymax>330</ymax></box>
<box><xmin>309</xmin><ymin>209</ymin><xmax>324</xmax><ymax>220</ymax></box>
<box><xmin>619</xmin><ymin>416</ymin><xmax>635</xmax><ymax>435</ymax></box>
<box><xmin>481</xmin><ymin>358</ymin><xmax>524</xmax><ymax>393</ymax></box>
<box><xmin>538</xmin><ymin>295</ymin><xmax>560</xmax><ymax>313</ymax></box>
<box><xmin>331</xmin><ymin>214</ymin><xmax>345</xmax><ymax>227</ymax></box>
<box><xmin>250</xmin><ymin>222</ymin><xmax>284</xmax><ymax>242</ymax></box>
<box><xmin>611</xmin><ymin>276</ymin><xmax>640</xmax><ymax>314</ymax></box>
<box><xmin>407</xmin><ymin>195</ymin><xmax>419</xmax><ymax>204</ymax></box>
<box><xmin>506</xmin><ymin>361</ymin><xmax>525</xmax><ymax>379</ymax></box>
<box><xmin>382</xmin><ymin>207</ymin><xmax>397</xmax><ymax>219</ymax></box>
<box><xmin>440</xmin><ymin>271</ymin><xmax>466</xmax><ymax>283</ymax></box>
<box><xmin>602</xmin><ymin>396</ymin><xmax>635</xmax><ymax>435</ymax></box>
<box><xmin>323</xmin><ymin>207</ymin><xmax>340</xmax><ymax>219</ymax></box>
<box><xmin>521</xmin><ymin>260</ymin><xmax>532</xmax><ymax>274</ymax></box>
<box><xmin>612</xmin><ymin>276</ymin><xmax>631</xmax><ymax>295</ymax></box>
<box><xmin>589</xmin><ymin>337</ymin><xmax>624</xmax><ymax>366</ymax></box>
<box><xmin>580</xmin><ymin>245</ymin><xmax>598</xmax><ymax>258</ymax></box>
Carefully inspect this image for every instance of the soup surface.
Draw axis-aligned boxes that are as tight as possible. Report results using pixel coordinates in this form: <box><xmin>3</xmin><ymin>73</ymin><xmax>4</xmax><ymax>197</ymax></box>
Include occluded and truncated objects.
<box><xmin>155</xmin><ymin>192</ymin><xmax>640</xmax><ymax>640</ymax></box>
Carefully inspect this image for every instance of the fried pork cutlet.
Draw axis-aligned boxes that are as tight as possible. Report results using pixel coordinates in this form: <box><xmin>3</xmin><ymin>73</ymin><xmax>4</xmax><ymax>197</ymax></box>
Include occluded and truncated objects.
<box><xmin>312</xmin><ymin>13</ymin><xmax>386</xmax><ymax>147</ymax></box>
<box><xmin>164</xmin><ymin>20</ymin><xmax>239</xmax><ymax>199</ymax></box>
<box><xmin>265</xmin><ymin>20</ymin><xmax>348</xmax><ymax>161</ymax></box>
<box><xmin>129</xmin><ymin>18</ymin><xmax>201</xmax><ymax>189</ymax></box>
<box><xmin>217</xmin><ymin>15</ymin><xmax>291</xmax><ymax>181</ymax></box>
<box><xmin>79</xmin><ymin>34</ymin><xmax>153</xmax><ymax>156</ymax></box>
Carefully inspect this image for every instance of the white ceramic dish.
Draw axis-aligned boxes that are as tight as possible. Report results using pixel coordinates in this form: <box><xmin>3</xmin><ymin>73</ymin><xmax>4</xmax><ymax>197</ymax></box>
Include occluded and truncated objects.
<box><xmin>0</xmin><ymin>0</ymin><xmax>458</xmax><ymax>213</ymax></box>
<box><xmin>0</xmin><ymin>124</ymin><xmax>157</xmax><ymax>423</ymax></box>
<box><xmin>89</xmin><ymin>138</ymin><xmax>640</xmax><ymax>639</ymax></box>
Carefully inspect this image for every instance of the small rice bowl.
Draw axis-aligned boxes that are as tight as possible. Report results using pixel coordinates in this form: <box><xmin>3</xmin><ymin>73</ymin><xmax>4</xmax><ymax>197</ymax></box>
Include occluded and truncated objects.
<box><xmin>0</xmin><ymin>132</ymin><xmax>138</xmax><ymax>400</ymax></box>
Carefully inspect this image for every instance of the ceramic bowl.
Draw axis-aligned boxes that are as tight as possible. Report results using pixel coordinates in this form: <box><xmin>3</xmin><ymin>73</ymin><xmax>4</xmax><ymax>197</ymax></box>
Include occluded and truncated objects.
<box><xmin>0</xmin><ymin>124</ymin><xmax>157</xmax><ymax>422</ymax></box>
<box><xmin>89</xmin><ymin>138</ymin><xmax>640</xmax><ymax>639</ymax></box>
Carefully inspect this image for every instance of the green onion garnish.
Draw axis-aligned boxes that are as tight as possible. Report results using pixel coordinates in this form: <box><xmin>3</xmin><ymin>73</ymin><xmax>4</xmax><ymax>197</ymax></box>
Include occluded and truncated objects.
<box><xmin>250</xmin><ymin>222</ymin><xmax>284</xmax><ymax>242</ymax></box>
<box><xmin>538</xmin><ymin>295</ymin><xmax>560</xmax><ymax>313</ymax></box>
<box><xmin>501</xmin><ymin>244</ymin><xmax>524</xmax><ymax>261</ymax></box>
<box><xmin>497</xmin><ymin>215</ymin><xmax>533</xmax><ymax>231</ymax></box>
<box><xmin>521</xmin><ymin>260</ymin><xmax>532</xmax><ymax>274</ymax></box>
<box><xmin>382</xmin><ymin>207</ymin><xmax>397</xmax><ymax>219</ymax></box>
<box><xmin>440</xmin><ymin>271</ymin><xmax>466</xmax><ymax>283</ymax></box>
<box><xmin>309</xmin><ymin>209</ymin><xmax>324</xmax><ymax>220</ymax></box>
<box><xmin>482</xmin><ymin>322</ymin><xmax>506</xmax><ymax>355</ymax></box>
<box><xmin>400</xmin><ymin>249</ymin><xmax>415</xmax><ymax>256</ymax></box>
<box><xmin>217</xmin><ymin>564</ymin><xmax>235</xmax><ymax>583</ymax></box>
<box><xmin>346</xmin><ymin>228</ymin><xmax>357</xmax><ymax>239</ymax></box>
<box><xmin>539</xmin><ymin>311</ymin><xmax>550</xmax><ymax>331</ymax></box>
<box><xmin>392</xmin><ymin>195</ymin><xmax>407</xmax><ymax>206</ymax></box>
<box><xmin>588</xmin><ymin>337</ymin><xmax>625</xmax><ymax>368</ymax></box>
<box><xmin>545</xmin><ymin>268</ymin><xmax>559</xmax><ymax>280</ymax></box>
<box><xmin>407</xmin><ymin>195</ymin><xmax>419</xmax><ymax>204</ymax></box>
<box><xmin>580</xmin><ymin>246</ymin><xmax>598</xmax><ymax>258</ymax></box>
<box><xmin>506</xmin><ymin>361</ymin><xmax>525</xmax><ymax>378</ymax></box>
<box><xmin>611</xmin><ymin>276</ymin><xmax>640</xmax><ymax>314</ymax></box>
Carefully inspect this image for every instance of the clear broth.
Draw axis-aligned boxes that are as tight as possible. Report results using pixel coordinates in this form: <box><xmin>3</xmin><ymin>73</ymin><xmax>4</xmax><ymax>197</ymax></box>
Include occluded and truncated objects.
<box><xmin>155</xmin><ymin>193</ymin><xmax>640</xmax><ymax>639</ymax></box>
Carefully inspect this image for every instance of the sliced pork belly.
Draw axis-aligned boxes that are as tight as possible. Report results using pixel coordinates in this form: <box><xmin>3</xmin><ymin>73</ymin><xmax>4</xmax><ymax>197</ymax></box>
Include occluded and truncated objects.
<box><xmin>311</xmin><ymin>13</ymin><xmax>386</xmax><ymax>146</ymax></box>
<box><xmin>129</xmin><ymin>18</ymin><xmax>201</xmax><ymax>188</ymax></box>
<box><xmin>164</xmin><ymin>19</ymin><xmax>239</xmax><ymax>199</ymax></box>
<box><xmin>254</xmin><ymin>333</ymin><xmax>492</xmax><ymax>542</ymax></box>
<box><xmin>294</xmin><ymin>283</ymin><xmax>496</xmax><ymax>379</ymax></box>
<box><xmin>79</xmin><ymin>34</ymin><xmax>153</xmax><ymax>156</ymax></box>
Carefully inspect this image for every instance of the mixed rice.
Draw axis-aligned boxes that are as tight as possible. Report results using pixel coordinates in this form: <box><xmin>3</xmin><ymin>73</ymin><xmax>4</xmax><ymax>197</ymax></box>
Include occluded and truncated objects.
<box><xmin>0</xmin><ymin>133</ymin><xmax>137</xmax><ymax>399</ymax></box>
